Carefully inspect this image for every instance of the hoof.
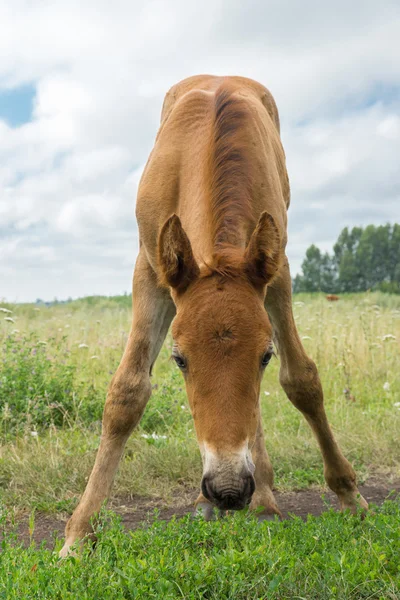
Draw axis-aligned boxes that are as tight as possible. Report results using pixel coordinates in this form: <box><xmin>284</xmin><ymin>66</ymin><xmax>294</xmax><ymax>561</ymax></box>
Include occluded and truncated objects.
<box><xmin>194</xmin><ymin>502</ymin><xmax>216</xmax><ymax>521</ymax></box>
<box><xmin>59</xmin><ymin>533</ymin><xmax>96</xmax><ymax>558</ymax></box>
<box><xmin>59</xmin><ymin>542</ymin><xmax>78</xmax><ymax>559</ymax></box>
<box><xmin>257</xmin><ymin>512</ymin><xmax>281</xmax><ymax>523</ymax></box>
<box><xmin>340</xmin><ymin>492</ymin><xmax>369</xmax><ymax>515</ymax></box>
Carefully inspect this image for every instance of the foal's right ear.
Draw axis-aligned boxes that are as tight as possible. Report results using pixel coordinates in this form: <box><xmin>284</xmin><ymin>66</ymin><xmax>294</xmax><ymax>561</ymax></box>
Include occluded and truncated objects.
<box><xmin>158</xmin><ymin>215</ymin><xmax>200</xmax><ymax>293</ymax></box>
<box><xmin>244</xmin><ymin>211</ymin><xmax>282</xmax><ymax>289</ymax></box>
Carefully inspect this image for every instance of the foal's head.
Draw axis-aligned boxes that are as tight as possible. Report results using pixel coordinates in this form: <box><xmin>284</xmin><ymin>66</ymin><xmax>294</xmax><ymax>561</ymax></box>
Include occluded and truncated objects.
<box><xmin>158</xmin><ymin>212</ymin><xmax>281</xmax><ymax>511</ymax></box>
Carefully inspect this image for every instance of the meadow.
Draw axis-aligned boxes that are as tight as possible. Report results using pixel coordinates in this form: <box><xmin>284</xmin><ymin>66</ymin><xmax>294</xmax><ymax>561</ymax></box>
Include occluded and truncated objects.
<box><xmin>0</xmin><ymin>292</ymin><xmax>399</xmax><ymax>598</ymax></box>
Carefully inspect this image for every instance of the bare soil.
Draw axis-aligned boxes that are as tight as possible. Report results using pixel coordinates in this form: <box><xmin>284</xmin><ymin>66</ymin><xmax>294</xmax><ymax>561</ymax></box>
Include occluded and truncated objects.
<box><xmin>5</xmin><ymin>477</ymin><xmax>400</xmax><ymax>549</ymax></box>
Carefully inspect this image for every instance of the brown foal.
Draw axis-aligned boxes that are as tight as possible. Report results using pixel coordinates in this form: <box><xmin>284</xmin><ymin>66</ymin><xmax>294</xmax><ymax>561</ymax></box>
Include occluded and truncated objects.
<box><xmin>60</xmin><ymin>75</ymin><xmax>367</xmax><ymax>556</ymax></box>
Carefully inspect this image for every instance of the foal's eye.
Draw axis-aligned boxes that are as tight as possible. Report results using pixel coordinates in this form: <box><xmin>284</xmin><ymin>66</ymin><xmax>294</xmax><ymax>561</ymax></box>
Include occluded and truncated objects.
<box><xmin>261</xmin><ymin>351</ymin><xmax>273</xmax><ymax>368</ymax></box>
<box><xmin>172</xmin><ymin>353</ymin><xmax>187</xmax><ymax>370</ymax></box>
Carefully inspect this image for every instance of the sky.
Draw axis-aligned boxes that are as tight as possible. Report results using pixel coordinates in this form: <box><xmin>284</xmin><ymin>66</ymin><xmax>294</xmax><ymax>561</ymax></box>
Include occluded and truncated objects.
<box><xmin>0</xmin><ymin>0</ymin><xmax>399</xmax><ymax>302</ymax></box>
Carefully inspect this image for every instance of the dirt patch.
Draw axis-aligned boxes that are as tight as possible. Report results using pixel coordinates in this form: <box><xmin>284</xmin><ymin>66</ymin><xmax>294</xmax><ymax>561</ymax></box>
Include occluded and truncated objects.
<box><xmin>5</xmin><ymin>477</ymin><xmax>400</xmax><ymax>549</ymax></box>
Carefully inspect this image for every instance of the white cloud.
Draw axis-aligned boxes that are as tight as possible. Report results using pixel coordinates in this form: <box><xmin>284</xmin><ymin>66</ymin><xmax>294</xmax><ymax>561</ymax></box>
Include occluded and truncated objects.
<box><xmin>377</xmin><ymin>115</ymin><xmax>400</xmax><ymax>140</ymax></box>
<box><xmin>0</xmin><ymin>0</ymin><xmax>399</xmax><ymax>300</ymax></box>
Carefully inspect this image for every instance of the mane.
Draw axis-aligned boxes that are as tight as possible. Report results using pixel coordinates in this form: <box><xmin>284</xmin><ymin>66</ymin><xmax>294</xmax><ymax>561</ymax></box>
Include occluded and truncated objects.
<box><xmin>208</xmin><ymin>82</ymin><xmax>254</xmax><ymax>252</ymax></box>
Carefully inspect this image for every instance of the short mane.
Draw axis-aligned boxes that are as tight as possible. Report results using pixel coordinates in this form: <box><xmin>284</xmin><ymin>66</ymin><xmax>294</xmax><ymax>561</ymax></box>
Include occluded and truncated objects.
<box><xmin>209</xmin><ymin>82</ymin><xmax>254</xmax><ymax>250</ymax></box>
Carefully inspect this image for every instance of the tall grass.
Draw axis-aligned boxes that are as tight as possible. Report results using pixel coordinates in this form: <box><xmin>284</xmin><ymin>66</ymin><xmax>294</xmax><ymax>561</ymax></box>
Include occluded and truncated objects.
<box><xmin>0</xmin><ymin>292</ymin><xmax>399</xmax><ymax>512</ymax></box>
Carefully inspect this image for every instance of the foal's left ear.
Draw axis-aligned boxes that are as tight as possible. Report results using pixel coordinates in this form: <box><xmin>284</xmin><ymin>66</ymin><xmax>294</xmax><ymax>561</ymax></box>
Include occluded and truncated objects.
<box><xmin>244</xmin><ymin>211</ymin><xmax>282</xmax><ymax>289</ymax></box>
<box><xmin>158</xmin><ymin>214</ymin><xmax>200</xmax><ymax>293</ymax></box>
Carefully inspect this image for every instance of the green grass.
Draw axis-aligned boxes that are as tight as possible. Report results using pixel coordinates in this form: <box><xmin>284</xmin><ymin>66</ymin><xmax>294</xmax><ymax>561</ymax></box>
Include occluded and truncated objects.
<box><xmin>0</xmin><ymin>292</ymin><xmax>399</xmax><ymax>512</ymax></box>
<box><xmin>1</xmin><ymin>292</ymin><xmax>400</xmax><ymax>597</ymax></box>
<box><xmin>1</xmin><ymin>502</ymin><xmax>400</xmax><ymax>599</ymax></box>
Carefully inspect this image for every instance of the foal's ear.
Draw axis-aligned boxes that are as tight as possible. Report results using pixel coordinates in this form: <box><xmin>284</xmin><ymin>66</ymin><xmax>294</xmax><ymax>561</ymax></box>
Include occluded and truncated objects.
<box><xmin>158</xmin><ymin>214</ymin><xmax>200</xmax><ymax>293</ymax></box>
<box><xmin>244</xmin><ymin>211</ymin><xmax>281</xmax><ymax>289</ymax></box>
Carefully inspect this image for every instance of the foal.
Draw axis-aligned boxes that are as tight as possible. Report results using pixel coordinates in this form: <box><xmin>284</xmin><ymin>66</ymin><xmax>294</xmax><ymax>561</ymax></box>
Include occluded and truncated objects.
<box><xmin>60</xmin><ymin>75</ymin><xmax>367</xmax><ymax>556</ymax></box>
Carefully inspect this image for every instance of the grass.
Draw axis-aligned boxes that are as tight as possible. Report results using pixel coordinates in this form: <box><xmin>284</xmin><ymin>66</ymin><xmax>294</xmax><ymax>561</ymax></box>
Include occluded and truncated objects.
<box><xmin>0</xmin><ymin>292</ymin><xmax>399</xmax><ymax>512</ymax></box>
<box><xmin>0</xmin><ymin>292</ymin><xmax>400</xmax><ymax>598</ymax></box>
<box><xmin>1</xmin><ymin>503</ymin><xmax>400</xmax><ymax>599</ymax></box>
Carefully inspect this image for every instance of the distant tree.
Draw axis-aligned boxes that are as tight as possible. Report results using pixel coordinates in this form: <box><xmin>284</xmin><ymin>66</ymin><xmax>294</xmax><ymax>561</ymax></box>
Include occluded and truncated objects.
<box><xmin>294</xmin><ymin>223</ymin><xmax>400</xmax><ymax>294</ymax></box>
<box><xmin>300</xmin><ymin>245</ymin><xmax>323</xmax><ymax>292</ymax></box>
<box><xmin>293</xmin><ymin>245</ymin><xmax>337</xmax><ymax>293</ymax></box>
<box><xmin>388</xmin><ymin>223</ymin><xmax>400</xmax><ymax>293</ymax></box>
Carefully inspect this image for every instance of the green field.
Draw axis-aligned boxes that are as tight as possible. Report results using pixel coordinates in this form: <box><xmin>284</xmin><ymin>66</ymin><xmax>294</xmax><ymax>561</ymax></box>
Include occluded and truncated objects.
<box><xmin>0</xmin><ymin>292</ymin><xmax>399</xmax><ymax>598</ymax></box>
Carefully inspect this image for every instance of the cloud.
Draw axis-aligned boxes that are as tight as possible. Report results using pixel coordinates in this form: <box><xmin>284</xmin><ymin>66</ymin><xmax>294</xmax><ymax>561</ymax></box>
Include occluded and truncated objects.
<box><xmin>0</xmin><ymin>0</ymin><xmax>399</xmax><ymax>300</ymax></box>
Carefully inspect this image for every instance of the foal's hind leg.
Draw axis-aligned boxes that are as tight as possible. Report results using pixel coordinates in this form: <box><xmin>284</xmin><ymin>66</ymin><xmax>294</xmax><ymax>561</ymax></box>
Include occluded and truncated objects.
<box><xmin>60</xmin><ymin>252</ymin><xmax>175</xmax><ymax>557</ymax></box>
<box><xmin>265</xmin><ymin>258</ymin><xmax>368</xmax><ymax>513</ymax></box>
<box><xmin>249</xmin><ymin>411</ymin><xmax>281</xmax><ymax>520</ymax></box>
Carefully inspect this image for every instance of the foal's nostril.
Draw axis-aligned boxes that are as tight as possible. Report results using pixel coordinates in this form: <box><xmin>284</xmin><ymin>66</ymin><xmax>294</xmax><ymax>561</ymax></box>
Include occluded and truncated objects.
<box><xmin>245</xmin><ymin>474</ymin><xmax>256</xmax><ymax>501</ymax></box>
<box><xmin>201</xmin><ymin>472</ymin><xmax>255</xmax><ymax>510</ymax></box>
<box><xmin>201</xmin><ymin>476</ymin><xmax>214</xmax><ymax>502</ymax></box>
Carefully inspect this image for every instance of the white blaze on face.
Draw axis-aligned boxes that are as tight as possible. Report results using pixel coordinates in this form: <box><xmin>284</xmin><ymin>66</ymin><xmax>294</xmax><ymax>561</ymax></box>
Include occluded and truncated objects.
<box><xmin>201</xmin><ymin>441</ymin><xmax>255</xmax><ymax>477</ymax></box>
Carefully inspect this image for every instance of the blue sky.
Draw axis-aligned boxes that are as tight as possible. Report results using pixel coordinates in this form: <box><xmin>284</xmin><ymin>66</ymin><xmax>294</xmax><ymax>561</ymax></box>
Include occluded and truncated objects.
<box><xmin>0</xmin><ymin>0</ymin><xmax>399</xmax><ymax>302</ymax></box>
<box><xmin>0</xmin><ymin>84</ymin><xmax>35</xmax><ymax>127</ymax></box>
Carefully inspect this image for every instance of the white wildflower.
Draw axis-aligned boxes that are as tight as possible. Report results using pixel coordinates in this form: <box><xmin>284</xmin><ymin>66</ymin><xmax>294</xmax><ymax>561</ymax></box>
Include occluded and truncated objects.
<box><xmin>33</xmin><ymin>308</ymin><xmax>40</xmax><ymax>312</ymax></box>
<box><xmin>65</xmin><ymin>324</ymin><xmax>70</xmax><ymax>328</ymax></box>
<box><xmin>264</xmin><ymin>391</ymin><xmax>270</xmax><ymax>396</ymax></box>
<box><xmin>78</xmin><ymin>343</ymin><xmax>89</xmax><ymax>349</ymax></box>
<box><xmin>11</xmin><ymin>329</ymin><xmax>20</xmax><ymax>334</ymax></box>
<box><xmin>383</xmin><ymin>382</ymin><xmax>390</xmax><ymax>392</ymax></box>
<box><xmin>152</xmin><ymin>432</ymin><xmax>167</xmax><ymax>440</ymax></box>
<box><xmin>141</xmin><ymin>432</ymin><xmax>167</xmax><ymax>440</ymax></box>
<box><xmin>393</xmin><ymin>402</ymin><xmax>400</xmax><ymax>409</ymax></box>
<box><xmin>4</xmin><ymin>317</ymin><xmax>15</xmax><ymax>323</ymax></box>
<box><xmin>382</xmin><ymin>334</ymin><xmax>396</xmax><ymax>341</ymax></box>
<box><xmin>302</xmin><ymin>335</ymin><xmax>312</xmax><ymax>340</ymax></box>
<box><xmin>0</xmin><ymin>307</ymin><xmax>12</xmax><ymax>314</ymax></box>
<box><xmin>30</xmin><ymin>431</ymin><xmax>38</xmax><ymax>438</ymax></box>
<box><xmin>180</xmin><ymin>405</ymin><xmax>186</xmax><ymax>409</ymax></box>
<box><xmin>90</xmin><ymin>355</ymin><xmax>99</xmax><ymax>360</ymax></box>
<box><xmin>294</xmin><ymin>301</ymin><xmax>305</xmax><ymax>307</ymax></box>
<box><xmin>332</xmin><ymin>335</ymin><xmax>338</xmax><ymax>340</ymax></box>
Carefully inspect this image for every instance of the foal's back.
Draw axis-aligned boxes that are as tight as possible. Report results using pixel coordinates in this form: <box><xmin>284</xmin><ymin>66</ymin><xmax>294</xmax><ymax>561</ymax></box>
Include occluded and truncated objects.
<box><xmin>136</xmin><ymin>75</ymin><xmax>290</xmax><ymax>270</ymax></box>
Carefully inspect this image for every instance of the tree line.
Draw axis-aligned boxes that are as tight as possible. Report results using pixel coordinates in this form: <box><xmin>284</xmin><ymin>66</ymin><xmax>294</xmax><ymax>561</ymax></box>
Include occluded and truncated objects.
<box><xmin>293</xmin><ymin>223</ymin><xmax>400</xmax><ymax>294</ymax></box>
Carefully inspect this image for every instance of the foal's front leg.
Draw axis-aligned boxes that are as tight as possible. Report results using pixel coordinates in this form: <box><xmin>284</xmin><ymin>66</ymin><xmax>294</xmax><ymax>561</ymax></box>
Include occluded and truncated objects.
<box><xmin>60</xmin><ymin>252</ymin><xmax>175</xmax><ymax>557</ymax></box>
<box><xmin>249</xmin><ymin>412</ymin><xmax>281</xmax><ymax>520</ymax></box>
<box><xmin>265</xmin><ymin>258</ymin><xmax>368</xmax><ymax>513</ymax></box>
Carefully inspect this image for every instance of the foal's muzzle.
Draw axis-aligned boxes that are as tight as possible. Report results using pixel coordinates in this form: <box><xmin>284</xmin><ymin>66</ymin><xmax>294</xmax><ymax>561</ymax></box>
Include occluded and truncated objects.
<box><xmin>201</xmin><ymin>471</ymin><xmax>255</xmax><ymax>511</ymax></box>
